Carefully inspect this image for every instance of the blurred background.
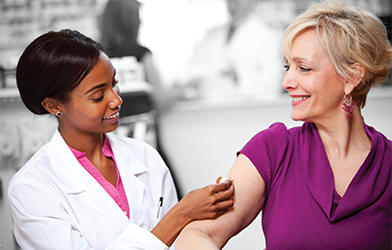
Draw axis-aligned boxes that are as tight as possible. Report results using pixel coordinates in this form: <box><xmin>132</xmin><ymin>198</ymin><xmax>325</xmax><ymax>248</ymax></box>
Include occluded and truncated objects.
<box><xmin>0</xmin><ymin>0</ymin><xmax>391</xmax><ymax>249</ymax></box>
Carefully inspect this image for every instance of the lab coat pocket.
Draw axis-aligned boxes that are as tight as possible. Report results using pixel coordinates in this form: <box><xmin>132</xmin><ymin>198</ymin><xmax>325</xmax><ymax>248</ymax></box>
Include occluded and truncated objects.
<box><xmin>141</xmin><ymin>205</ymin><xmax>165</xmax><ymax>230</ymax></box>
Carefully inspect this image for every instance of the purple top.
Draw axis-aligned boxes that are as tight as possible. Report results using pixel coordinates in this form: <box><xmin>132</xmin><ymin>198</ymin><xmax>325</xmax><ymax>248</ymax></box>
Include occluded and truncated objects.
<box><xmin>69</xmin><ymin>135</ymin><xmax>130</xmax><ymax>219</ymax></box>
<box><xmin>239</xmin><ymin>122</ymin><xmax>391</xmax><ymax>249</ymax></box>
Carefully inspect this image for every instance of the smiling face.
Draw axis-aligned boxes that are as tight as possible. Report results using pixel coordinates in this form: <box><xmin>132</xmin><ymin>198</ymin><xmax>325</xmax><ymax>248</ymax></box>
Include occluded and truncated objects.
<box><xmin>282</xmin><ymin>29</ymin><xmax>345</xmax><ymax>124</ymax></box>
<box><xmin>58</xmin><ymin>52</ymin><xmax>122</xmax><ymax>138</ymax></box>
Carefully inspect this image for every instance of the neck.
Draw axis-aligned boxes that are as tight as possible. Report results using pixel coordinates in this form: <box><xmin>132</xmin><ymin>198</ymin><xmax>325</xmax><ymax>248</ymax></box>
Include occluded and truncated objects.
<box><xmin>58</xmin><ymin>126</ymin><xmax>104</xmax><ymax>157</ymax></box>
<box><xmin>315</xmin><ymin>110</ymin><xmax>371</xmax><ymax>158</ymax></box>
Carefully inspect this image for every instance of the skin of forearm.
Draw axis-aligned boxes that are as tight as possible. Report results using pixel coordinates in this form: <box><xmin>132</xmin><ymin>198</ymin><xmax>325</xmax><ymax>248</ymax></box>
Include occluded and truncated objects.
<box><xmin>176</xmin><ymin>224</ymin><xmax>220</xmax><ymax>250</ymax></box>
<box><xmin>151</xmin><ymin>180</ymin><xmax>234</xmax><ymax>247</ymax></box>
<box><xmin>151</xmin><ymin>202</ymin><xmax>191</xmax><ymax>247</ymax></box>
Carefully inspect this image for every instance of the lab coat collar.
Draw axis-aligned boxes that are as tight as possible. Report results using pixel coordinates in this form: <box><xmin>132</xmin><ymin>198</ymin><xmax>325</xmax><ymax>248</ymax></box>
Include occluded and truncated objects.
<box><xmin>106</xmin><ymin>133</ymin><xmax>148</xmax><ymax>224</ymax></box>
<box><xmin>46</xmin><ymin>129</ymin><xmax>86</xmax><ymax>194</ymax></box>
<box><xmin>106</xmin><ymin>133</ymin><xmax>148</xmax><ymax>176</ymax></box>
<box><xmin>47</xmin><ymin>130</ymin><xmax>148</xmax><ymax>226</ymax></box>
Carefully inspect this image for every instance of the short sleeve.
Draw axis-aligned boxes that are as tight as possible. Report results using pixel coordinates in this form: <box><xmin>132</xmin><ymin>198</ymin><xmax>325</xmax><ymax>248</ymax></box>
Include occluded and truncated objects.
<box><xmin>237</xmin><ymin>122</ymin><xmax>290</xmax><ymax>197</ymax></box>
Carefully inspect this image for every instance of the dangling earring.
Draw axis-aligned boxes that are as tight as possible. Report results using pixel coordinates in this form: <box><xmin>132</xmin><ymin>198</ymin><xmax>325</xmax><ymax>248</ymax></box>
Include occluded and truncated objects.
<box><xmin>342</xmin><ymin>94</ymin><xmax>353</xmax><ymax>117</ymax></box>
<box><xmin>56</xmin><ymin>110</ymin><xmax>62</xmax><ymax>117</ymax></box>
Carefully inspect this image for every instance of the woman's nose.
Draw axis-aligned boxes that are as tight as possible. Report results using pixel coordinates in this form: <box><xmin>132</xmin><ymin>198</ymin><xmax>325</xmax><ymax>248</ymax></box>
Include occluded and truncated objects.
<box><xmin>110</xmin><ymin>86</ymin><xmax>123</xmax><ymax>108</ymax></box>
<box><xmin>282</xmin><ymin>68</ymin><xmax>297</xmax><ymax>91</ymax></box>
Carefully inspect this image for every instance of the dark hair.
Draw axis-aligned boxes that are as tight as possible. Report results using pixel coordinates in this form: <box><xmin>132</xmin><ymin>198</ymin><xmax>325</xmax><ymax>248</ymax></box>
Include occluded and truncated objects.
<box><xmin>100</xmin><ymin>0</ymin><xmax>141</xmax><ymax>51</ymax></box>
<box><xmin>16</xmin><ymin>29</ymin><xmax>104</xmax><ymax>115</ymax></box>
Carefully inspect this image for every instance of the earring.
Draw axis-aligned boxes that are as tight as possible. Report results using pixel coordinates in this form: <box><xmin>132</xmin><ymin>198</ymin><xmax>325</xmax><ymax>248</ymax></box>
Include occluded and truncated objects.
<box><xmin>342</xmin><ymin>94</ymin><xmax>354</xmax><ymax>117</ymax></box>
<box><xmin>56</xmin><ymin>111</ymin><xmax>62</xmax><ymax>117</ymax></box>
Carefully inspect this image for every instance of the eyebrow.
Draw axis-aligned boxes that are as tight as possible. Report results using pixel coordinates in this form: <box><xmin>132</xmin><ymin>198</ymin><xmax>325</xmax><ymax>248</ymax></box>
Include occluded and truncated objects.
<box><xmin>84</xmin><ymin>69</ymin><xmax>117</xmax><ymax>95</ymax></box>
<box><xmin>84</xmin><ymin>83</ymin><xmax>107</xmax><ymax>95</ymax></box>
<box><xmin>292</xmin><ymin>56</ymin><xmax>318</xmax><ymax>65</ymax></box>
<box><xmin>292</xmin><ymin>57</ymin><xmax>308</xmax><ymax>62</ymax></box>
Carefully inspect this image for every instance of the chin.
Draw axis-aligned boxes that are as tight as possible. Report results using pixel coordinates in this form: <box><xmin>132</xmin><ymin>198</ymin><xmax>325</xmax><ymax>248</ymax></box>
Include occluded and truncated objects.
<box><xmin>291</xmin><ymin>113</ymin><xmax>303</xmax><ymax>122</ymax></box>
<box><xmin>291</xmin><ymin>110</ymin><xmax>310</xmax><ymax>122</ymax></box>
<box><xmin>104</xmin><ymin>124</ymin><xmax>119</xmax><ymax>134</ymax></box>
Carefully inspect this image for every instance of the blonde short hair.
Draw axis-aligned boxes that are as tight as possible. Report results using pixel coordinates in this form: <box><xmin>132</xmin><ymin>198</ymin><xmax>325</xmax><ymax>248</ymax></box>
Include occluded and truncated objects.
<box><xmin>282</xmin><ymin>1</ymin><xmax>392</xmax><ymax>108</ymax></box>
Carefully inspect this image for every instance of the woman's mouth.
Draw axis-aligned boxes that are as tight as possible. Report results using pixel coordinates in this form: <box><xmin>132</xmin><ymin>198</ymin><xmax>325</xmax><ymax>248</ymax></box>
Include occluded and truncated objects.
<box><xmin>292</xmin><ymin>96</ymin><xmax>310</xmax><ymax>105</ymax></box>
<box><xmin>103</xmin><ymin>112</ymin><xmax>119</xmax><ymax>121</ymax></box>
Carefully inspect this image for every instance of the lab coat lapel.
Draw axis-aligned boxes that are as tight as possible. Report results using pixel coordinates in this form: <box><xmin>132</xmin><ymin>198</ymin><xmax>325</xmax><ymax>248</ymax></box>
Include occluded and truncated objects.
<box><xmin>46</xmin><ymin>130</ymin><xmax>85</xmax><ymax>194</ymax></box>
<box><xmin>107</xmin><ymin>134</ymin><xmax>147</xmax><ymax>225</ymax></box>
<box><xmin>84</xmin><ymin>175</ymin><xmax>130</xmax><ymax>230</ymax></box>
<box><xmin>47</xmin><ymin>130</ymin><xmax>130</xmax><ymax>230</ymax></box>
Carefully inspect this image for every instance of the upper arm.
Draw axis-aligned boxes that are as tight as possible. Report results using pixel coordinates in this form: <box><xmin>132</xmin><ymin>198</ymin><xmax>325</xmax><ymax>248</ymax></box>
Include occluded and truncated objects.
<box><xmin>177</xmin><ymin>153</ymin><xmax>266</xmax><ymax>249</ymax></box>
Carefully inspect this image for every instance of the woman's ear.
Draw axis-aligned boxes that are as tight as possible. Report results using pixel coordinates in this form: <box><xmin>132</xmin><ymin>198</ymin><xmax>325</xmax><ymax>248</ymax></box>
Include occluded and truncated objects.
<box><xmin>41</xmin><ymin>98</ymin><xmax>61</xmax><ymax>115</ymax></box>
<box><xmin>345</xmin><ymin>63</ymin><xmax>365</xmax><ymax>95</ymax></box>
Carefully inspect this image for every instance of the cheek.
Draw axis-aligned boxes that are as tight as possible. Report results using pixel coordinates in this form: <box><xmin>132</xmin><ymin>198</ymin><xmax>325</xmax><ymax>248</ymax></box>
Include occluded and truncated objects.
<box><xmin>74</xmin><ymin>103</ymin><xmax>103</xmax><ymax>121</ymax></box>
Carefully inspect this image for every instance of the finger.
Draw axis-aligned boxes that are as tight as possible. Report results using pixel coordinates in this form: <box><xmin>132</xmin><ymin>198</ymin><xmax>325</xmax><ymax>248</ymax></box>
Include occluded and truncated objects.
<box><xmin>213</xmin><ymin>198</ymin><xmax>234</xmax><ymax>210</ymax></box>
<box><xmin>216</xmin><ymin>176</ymin><xmax>222</xmax><ymax>184</ymax></box>
<box><xmin>212</xmin><ymin>178</ymin><xmax>233</xmax><ymax>193</ymax></box>
<box><xmin>213</xmin><ymin>185</ymin><xmax>234</xmax><ymax>202</ymax></box>
<box><xmin>199</xmin><ymin>209</ymin><xmax>228</xmax><ymax>220</ymax></box>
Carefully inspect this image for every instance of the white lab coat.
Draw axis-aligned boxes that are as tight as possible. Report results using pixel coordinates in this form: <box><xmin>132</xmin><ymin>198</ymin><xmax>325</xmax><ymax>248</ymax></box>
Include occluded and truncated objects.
<box><xmin>8</xmin><ymin>130</ymin><xmax>178</xmax><ymax>250</ymax></box>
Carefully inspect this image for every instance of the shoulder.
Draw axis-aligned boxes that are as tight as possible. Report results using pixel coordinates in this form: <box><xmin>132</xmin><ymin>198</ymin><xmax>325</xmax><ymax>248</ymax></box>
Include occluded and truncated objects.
<box><xmin>365</xmin><ymin>124</ymin><xmax>392</xmax><ymax>164</ymax></box>
<box><xmin>8</xmin><ymin>142</ymin><xmax>58</xmax><ymax>198</ymax></box>
<box><xmin>241</xmin><ymin>122</ymin><xmax>307</xmax><ymax>156</ymax></box>
<box><xmin>244</xmin><ymin>122</ymin><xmax>292</xmax><ymax>151</ymax></box>
<box><xmin>131</xmin><ymin>44</ymin><xmax>151</xmax><ymax>61</ymax></box>
<box><xmin>10</xmin><ymin>142</ymin><xmax>51</xmax><ymax>180</ymax></box>
<box><xmin>364</xmin><ymin>123</ymin><xmax>392</xmax><ymax>150</ymax></box>
<box><xmin>240</xmin><ymin>122</ymin><xmax>300</xmax><ymax>164</ymax></box>
<box><xmin>137</xmin><ymin>45</ymin><xmax>151</xmax><ymax>54</ymax></box>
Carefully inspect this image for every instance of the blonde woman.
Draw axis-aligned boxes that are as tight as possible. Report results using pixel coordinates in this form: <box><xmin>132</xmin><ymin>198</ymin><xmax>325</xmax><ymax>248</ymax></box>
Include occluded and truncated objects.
<box><xmin>176</xmin><ymin>1</ymin><xmax>392</xmax><ymax>249</ymax></box>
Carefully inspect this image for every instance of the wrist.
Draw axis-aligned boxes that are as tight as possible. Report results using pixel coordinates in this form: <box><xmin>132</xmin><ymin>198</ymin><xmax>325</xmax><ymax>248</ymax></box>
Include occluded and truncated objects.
<box><xmin>151</xmin><ymin>203</ymin><xmax>192</xmax><ymax>247</ymax></box>
<box><xmin>169</xmin><ymin>202</ymin><xmax>193</xmax><ymax>228</ymax></box>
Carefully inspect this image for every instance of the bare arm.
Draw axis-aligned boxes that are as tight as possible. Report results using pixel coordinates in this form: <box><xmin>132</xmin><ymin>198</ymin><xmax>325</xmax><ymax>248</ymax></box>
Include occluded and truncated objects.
<box><xmin>151</xmin><ymin>178</ymin><xmax>234</xmax><ymax>247</ymax></box>
<box><xmin>176</xmin><ymin>154</ymin><xmax>266</xmax><ymax>249</ymax></box>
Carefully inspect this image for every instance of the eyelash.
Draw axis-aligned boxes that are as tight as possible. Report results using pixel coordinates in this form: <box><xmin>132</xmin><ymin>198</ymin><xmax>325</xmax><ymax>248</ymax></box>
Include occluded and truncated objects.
<box><xmin>300</xmin><ymin>67</ymin><xmax>311</xmax><ymax>72</ymax></box>
<box><xmin>283</xmin><ymin>65</ymin><xmax>311</xmax><ymax>73</ymax></box>
<box><xmin>92</xmin><ymin>96</ymin><xmax>104</xmax><ymax>103</ymax></box>
<box><xmin>92</xmin><ymin>78</ymin><xmax>119</xmax><ymax>103</ymax></box>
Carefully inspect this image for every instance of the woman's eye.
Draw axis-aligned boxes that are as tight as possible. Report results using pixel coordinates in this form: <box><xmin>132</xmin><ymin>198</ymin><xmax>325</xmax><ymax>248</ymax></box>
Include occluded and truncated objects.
<box><xmin>92</xmin><ymin>96</ymin><xmax>104</xmax><ymax>102</ymax></box>
<box><xmin>283</xmin><ymin>65</ymin><xmax>290</xmax><ymax>71</ymax></box>
<box><xmin>300</xmin><ymin>67</ymin><xmax>311</xmax><ymax>72</ymax></box>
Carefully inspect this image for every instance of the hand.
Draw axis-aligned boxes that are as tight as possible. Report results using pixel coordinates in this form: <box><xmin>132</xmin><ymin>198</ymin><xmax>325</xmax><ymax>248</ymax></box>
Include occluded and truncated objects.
<box><xmin>151</xmin><ymin>177</ymin><xmax>234</xmax><ymax>246</ymax></box>
<box><xmin>177</xmin><ymin>177</ymin><xmax>234</xmax><ymax>222</ymax></box>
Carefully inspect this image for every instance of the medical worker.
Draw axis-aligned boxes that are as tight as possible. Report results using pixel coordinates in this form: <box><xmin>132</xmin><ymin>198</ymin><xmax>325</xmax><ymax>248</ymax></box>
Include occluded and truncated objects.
<box><xmin>8</xmin><ymin>29</ymin><xmax>234</xmax><ymax>250</ymax></box>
